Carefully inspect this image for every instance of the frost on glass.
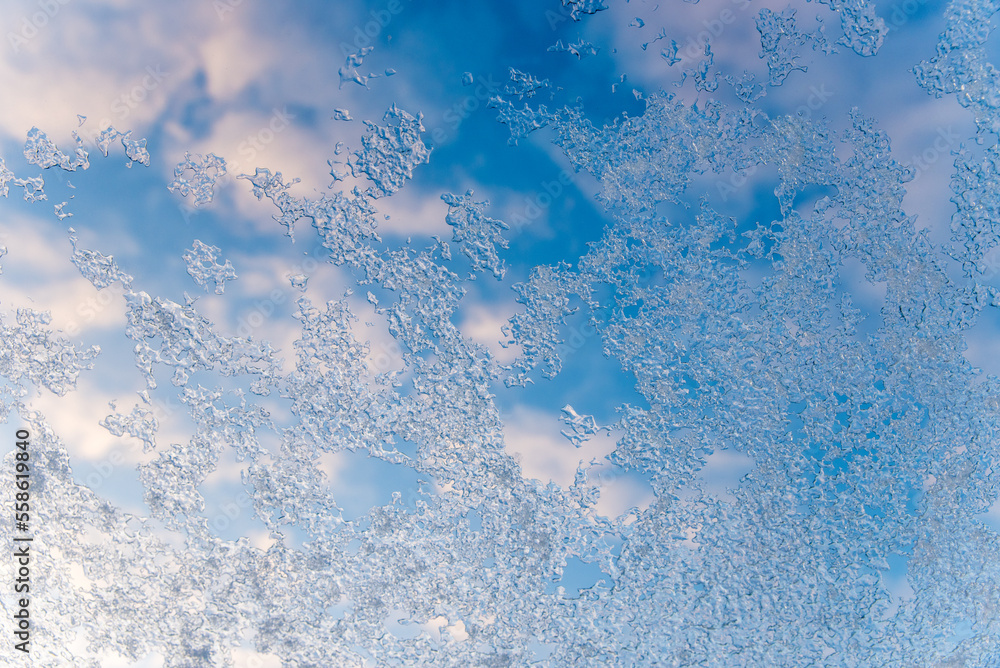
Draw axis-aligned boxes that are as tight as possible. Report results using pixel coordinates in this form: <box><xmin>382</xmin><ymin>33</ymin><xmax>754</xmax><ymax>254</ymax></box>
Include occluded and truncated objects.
<box><xmin>756</xmin><ymin>8</ymin><xmax>813</xmax><ymax>86</ymax></box>
<box><xmin>0</xmin><ymin>1</ymin><xmax>998</xmax><ymax>666</ymax></box>
<box><xmin>168</xmin><ymin>152</ymin><xmax>227</xmax><ymax>207</ymax></box>
<box><xmin>339</xmin><ymin>46</ymin><xmax>381</xmax><ymax>89</ymax></box>
<box><xmin>813</xmin><ymin>0</ymin><xmax>887</xmax><ymax>56</ymax></box>
<box><xmin>183</xmin><ymin>240</ymin><xmax>238</xmax><ymax>295</ymax></box>
<box><xmin>352</xmin><ymin>104</ymin><xmax>432</xmax><ymax>199</ymax></box>
<box><xmin>548</xmin><ymin>39</ymin><xmax>601</xmax><ymax>59</ymax></box>
<box><xmin>559</xmin><ymin>404</ymin><xmax>606</xmax><ymax>447</ymax></box>
<box><xmin>69</xmin><ymin>229</ymin><xmax>134</xmax><ymax>290</ymax></box>
<box><xmin>23</xmin><ymin>127</ymin><xmax>89</xmax><ymax>172</ymax></box>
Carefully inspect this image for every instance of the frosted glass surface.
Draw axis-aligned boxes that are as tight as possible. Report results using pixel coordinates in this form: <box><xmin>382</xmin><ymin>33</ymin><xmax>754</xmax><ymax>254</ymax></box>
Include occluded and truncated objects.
<box><xmin>0</xmin><ymin>0</ymin><xmax>997</xmax><ymax>666</ymax></box>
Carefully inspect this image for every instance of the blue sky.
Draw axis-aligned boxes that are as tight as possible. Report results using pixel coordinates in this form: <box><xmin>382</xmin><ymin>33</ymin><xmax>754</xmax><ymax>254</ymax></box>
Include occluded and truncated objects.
<box><xmin>1</xmin><ymin>0</ymin><xmax>998</xmax><ymax>664</ymax></box>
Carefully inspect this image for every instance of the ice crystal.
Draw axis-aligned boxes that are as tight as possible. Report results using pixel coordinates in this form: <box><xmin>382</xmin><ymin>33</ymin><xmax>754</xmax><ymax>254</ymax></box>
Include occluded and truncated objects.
<box><xmin>0</xmin><ymin>1</ymin><xmax>998</xmax><ymax>666</ymax></box>
<box><xmin>87</xmin><ymin>125</ymin><xmax>152</xmax><ymax>167</ymax></box>
<box><xmin>53</xmin><ymin>201</ymin><xmax>72</xmax><ymax>220</ymax></box>
<box><xmin>123</xmin><ymin>288</ymin><xmax>281</xmax><ymax>391</ymax></box>
<box><xmin>561</xmin><ymin>0</ymin><xmax>609</xmax><ymax>21</ymax></box>
<box><xmin>559</xmin><ymin>404</ymin><xmax>605</xmax><ymax>447</ymax></box>
<box><xmin>487</xmin><ymin>97</ymin><xmax>552</xmax><ymax>145</ymax></box>
<box><xmin>167</xmin><ymin>153</ymin><xmax>227</xmax><ymax>207</ymax></box>
<box><xmin>13</xmin><ymin>175</ymin><xmax>45</xmax><ymax>202</ymax></box>
<box><xmin>756</xmin><ymin>7</ymin><xmax>811</xmax><ymax>86</ymax></box>
<box><xmin>678</xmin><ymin>43</ymin><xmax>719</xmax><ymax>92</ymax></box>
<box><xmin>23</xmin><ymin>127</ymin><xmax>89</xmax><ymax>171</ymax></box>
<box><xmin>727</xmin><ymin>70</ymin><xmax>766</xmax><ymax>102</ymax></box>
<box><xmin>504</xmin><ymin>68</ymin><xmax>551</xmax><ymax>99</ymax></box>
<box><xmin>339</xmin><ymin>46</ymin><xmax>380</xmax><ymax>89</ymax></box>
<box><xmin>548</xmin><ymin>39</ymin><xmax>600</xmax><ymax>58</ymax></box>
<box><xmin>120</xmin><ymin>131</ymin><xmax>150</xmax><ymax>167</ymax></box>
<box><xmin>814</xmin><ymin>0</ymin><xmax>887</xmax><ymax>56</ymax></box>
<box><xmin>441</xmin><ymin>190</ymin><xmax>509</xmax><ymax>280</ymax></box>
<box><xmin>641</xmin><ymin>27</ymin><xmax>668</xmax><ymax>52</ymax></box>
<box><xmin>0</xmin><ymin>158</ymin><xmax>13</xmax><ymax>197</ymax></box>
<box><xmin>100</xmin><ymin>402</ymin><xmax>159</xmax><ymax>452</ymax></box>
<box><xmin>183</xmin><ymin>240</ymin><xmax>237</xmax><ymax>295</ymax></box>
<box><xmin>352</xmin><ymin>105</ymin><xmax>431</xmax><ymax>199</ymax></box>
<box><xmin>68</xmin><ymin>229</ymin><xmax>133</xmax><ymax>290</ymax></box>
<box><xmin>0</xmin><ymin>309</ymin><xmax>100</xmax><ymax>400</ymax></box>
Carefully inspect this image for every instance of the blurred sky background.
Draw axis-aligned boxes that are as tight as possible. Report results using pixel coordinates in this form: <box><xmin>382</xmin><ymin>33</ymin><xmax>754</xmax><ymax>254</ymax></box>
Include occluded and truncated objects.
<box><xmin>0</xmin><ymin>0</ymin><xmax>998</xmax><ymax>663</ymax></box>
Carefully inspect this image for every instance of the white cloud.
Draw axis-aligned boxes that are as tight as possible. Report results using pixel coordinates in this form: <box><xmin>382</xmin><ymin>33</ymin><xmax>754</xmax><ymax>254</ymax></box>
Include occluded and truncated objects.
<box><xmin>231</xmin><ymin>645</ymin><xmax>281</xmax><ymax>668</ymax></box>
<box><xmin>459</xmin><ymin>303</ymin><xmax>519</xmax><ymax>364</ymax></box>
<box><xmin>502</xmin><ymin>404</ymin><xmax>654</xmax><ymax>517</ymax></box>
<box><xmin>0</xmin><ymin>213</ymin><xmax>132</xmax><ymax>338</ymax></box>
<box><xmin>371</xmin><ymin>184</ymin><xmax>450</xmax><ymax>237</ymax></box>
<box><xmin>0</xmin><ymin>2</ymin><xmax>210</xmax><ymax>146</ymax></box>
<box><xmin>199</xmin><ymin>27</ymin><xmax>279</xmax><ymax>102</ymax></box>
<box><xmin>27</xmin><ymin>380</ymin><xmax>120</xmax><ymax>459</ymax></box>
<box><xmin>693</xmin><ymin>448</ymin><xmax>755</xmax><ymax>501</ymax></box>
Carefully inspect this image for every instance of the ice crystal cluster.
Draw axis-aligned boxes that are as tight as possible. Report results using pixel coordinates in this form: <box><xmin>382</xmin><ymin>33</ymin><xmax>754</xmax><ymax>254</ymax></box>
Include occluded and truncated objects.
<box><xmin>183</xmin><ymin>240</ymin><xmax>238</xmax><ymax>295</ymax></box>
<box><xmin>0</xmin><ymin>1</ymin><xmax>999</xmax><ymax>666</ymax></box>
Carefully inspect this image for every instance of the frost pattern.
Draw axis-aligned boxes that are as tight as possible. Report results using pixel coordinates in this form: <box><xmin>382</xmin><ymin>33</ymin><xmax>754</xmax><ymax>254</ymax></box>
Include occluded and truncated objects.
<box><xmin>756</xmin><ymin>7</ymin><xmax>811</xmax><ymax>86</ymax></box>
<box><xmin>559</xmin><ymin>404</ymin><xmax>605</xmax><ymax>447</ymax></box>
<box><xmin>14</xmin><ymin>175</ymin><xmax>45</xmax><ymax>203</ymax></box>
<box><xmin>487</xmin><ymin>69</ymin><xmax>556</xmax><ymax>143</ymax></box>
<box><xmin>100</xmin><ymin>402</ymin><xmax>159</xmax><ymax>452</ymax></box>
<box><xmin>87</xmin><ymin>125</ymin><xmax>151</xmax><ymax>166</ymax></box>
<box><xmin>54</xmin><ymin>202</ymin><xmax>72</xmax><ymax>220</ymax></box>
<box><xmin>441</xmin><ymin>190</ymin><xmax>509</xmax><ymax>280</ymax></box>
<box><xmin>23</xmin><ymin>127</ymin><xmax>89</xmax><ymax>171</ymax></box>
<box><xmin>560</xmin><ymin>0</ymin><xmax>609</xmax><ymax>21</ymax></box>
<box><xmin>69</xmin><ymin>229</ymin><xmax>134</xmax><ymax>290</ymax></box>
<box><xmin>814</xmin><ymin>0</ymin><xmax>887</xmax><ymax>56</ymax></box>
<box><xmin>0</xmin><ymin>158</ymin><xmax>13</xmax><ymax>197</ymax></box>
<box><xmin>183</xmin><ymin>240</ymin><xmax>238</xmax><ymax>295</ymax></box>
<box><xmin>547</xmin><ymin>38</ymin><xmax>600</xmax><ymax>58</ymax></box>
<box><xmin>0</xmin><ymin>1</ymin><xmax>998</xmax><ymax>666</ymax></box>
<box><xmin>168</xmin><ymin>152</ymin><xmax>227</xmax><ymax>206</ymax></box>
<box><xmin>352</xmin><ymin>105</ymin><xmax>431</xmax><ymax>198</ymax></box>
<box><xmin>0</xmin><ymin>309</ymin><xmax>100</xmax><ymax>404</ymax></box>
<box><xmin>338</xmin><ymin>46</ymin><xmax>381</xmax><ymax>88</ymax></box>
